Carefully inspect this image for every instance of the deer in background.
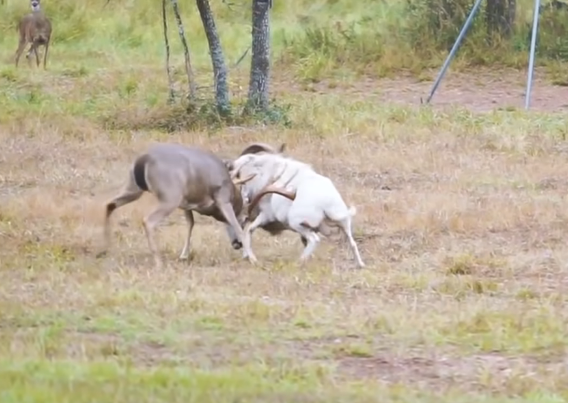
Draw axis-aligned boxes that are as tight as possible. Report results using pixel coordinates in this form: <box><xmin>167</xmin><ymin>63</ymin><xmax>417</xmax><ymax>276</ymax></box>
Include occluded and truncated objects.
<box><xmin>14</xmin><ymin>0</ymin><xmax>52</xmax><ymax>69</ymax></box>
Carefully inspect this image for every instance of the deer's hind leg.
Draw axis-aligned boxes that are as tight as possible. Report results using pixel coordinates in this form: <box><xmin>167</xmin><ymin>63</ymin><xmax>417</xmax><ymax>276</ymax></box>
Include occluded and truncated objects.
<box><xmin>178</xmin><ymin>210</ymin><xmax>194</xmax><ymax>261</ymax></box>
<box><xmin>143</xmin><ymin>200</ymin><xmax>179</xmax><ymax>270</ymax></box>
<box><xmin>25</xmin><ymin>41</ymin><xmax>40</xmax><ymax>67</ymax></box>
<box><xmin>43</xmin><ymin>41</ymin><xmax>49</xmax><ymax>69</ymax></box>
<box><xmin>33</xmin><ymin>44</ymin><xmax>40</xmax><ymax>67</ymax></box>
<box><xmin>14</xmin><ymin>39</ymin><xmax>27</xmax><ymax>67</ymax></box>
<box><xmin>24</xmin><ymin>43</ymin><xmax>35</xmax><ymax>67</ymax></box>
<box><xmin>98</xmin><ymin>177</ymin><xmax>145</xmax><ymax>258</ymax></box>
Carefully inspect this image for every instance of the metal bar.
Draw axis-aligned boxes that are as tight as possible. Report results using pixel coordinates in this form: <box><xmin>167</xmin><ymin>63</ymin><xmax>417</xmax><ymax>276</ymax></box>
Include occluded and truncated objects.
<box><xmin>525</xmin><ymin>0</ymin><xmax>541</xmax><ymax>110</ymax></box>
<box><xmin>424</xmin><ymin>0</ymin><xmax>484</xmax><ymax>104</ymax></box>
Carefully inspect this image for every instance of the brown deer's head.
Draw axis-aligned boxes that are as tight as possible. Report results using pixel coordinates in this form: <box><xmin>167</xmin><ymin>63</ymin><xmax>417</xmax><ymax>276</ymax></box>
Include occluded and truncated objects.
<box><xmin>30</xmin><ymin>0</ymin><xmax>41</xmax><ymax>11</ymax></box>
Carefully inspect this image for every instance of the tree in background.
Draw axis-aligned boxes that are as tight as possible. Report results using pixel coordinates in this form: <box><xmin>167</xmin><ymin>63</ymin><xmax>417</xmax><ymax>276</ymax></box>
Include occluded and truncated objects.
<box><xmin>246</xmin><ymin>0</ymin><xmax>272</xmax><ymax>114</ymax></box>
<box><xmin>171</xmin><ymin>0</ymin><xmax>198</xmax><ymax>100</ymax></box>
<box><xmin>162</xmin><ymin>0</ymin><xmax>175</xmax><ymax>104</ymax></box>
<box><xmin>160</xmin><ymin>0</ymin><xmax>277</xmax><ymax>125</ymax></box>
<box><xmin>196</xmin><ymin>0</ymin><xmax>231</xmax><ymax>117</ymax></box>
<box><xmin>161</xmin><ymin>0</ymin><xmax>197</xmax><ymax>103</ymax></box>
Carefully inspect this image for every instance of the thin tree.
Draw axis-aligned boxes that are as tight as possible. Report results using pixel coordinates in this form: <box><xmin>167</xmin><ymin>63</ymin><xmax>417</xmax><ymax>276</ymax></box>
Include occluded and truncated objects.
<box><xmin>196</xmin><ymin>0</ymin><xmax>231</xmax><ymax>116</ymax></box>
<box><xmin>162</xmin><ymin>0</ymin><xmax>175</xmax><ymax>103</ymax></box>
<box><xmin>246</xmin><ymin>0</ymin><xmax>272</xmax><ymax>114</ymax></box>
<box><xmin>170</xmin><ymin>0</ymin><xmax>198</xmax><ymax>100</ymax></box>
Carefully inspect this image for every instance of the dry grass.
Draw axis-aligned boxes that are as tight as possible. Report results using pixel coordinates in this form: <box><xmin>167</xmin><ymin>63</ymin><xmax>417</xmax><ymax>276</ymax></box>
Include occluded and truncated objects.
<box><xmin>2</xmin><ymin>3</ymin><xmax>568</xmax><ymax>398</ymax></box>
<box><xmin>3</xmin><ymin>67</ymin><xmax>568</xmax><ymax>402</ymax></box>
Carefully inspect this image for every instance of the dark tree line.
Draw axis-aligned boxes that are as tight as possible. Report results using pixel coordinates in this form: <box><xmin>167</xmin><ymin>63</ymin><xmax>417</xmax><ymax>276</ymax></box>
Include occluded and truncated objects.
<box><xmin>163</xmin><ymin>0</ymin><xmax>273</xmax><ymax>118</ymax></box>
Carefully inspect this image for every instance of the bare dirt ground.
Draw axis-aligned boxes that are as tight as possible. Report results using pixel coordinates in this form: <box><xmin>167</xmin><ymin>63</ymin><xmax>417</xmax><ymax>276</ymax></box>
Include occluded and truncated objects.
<box><xmin>2</xmin><ymin>68</ymin><xmax>568</xmax><ymax>400</ymax></box>
<box><xmin>283</xmin><ymin>67</ymin><xmax>568</xmax><ymax>112</ymax></box>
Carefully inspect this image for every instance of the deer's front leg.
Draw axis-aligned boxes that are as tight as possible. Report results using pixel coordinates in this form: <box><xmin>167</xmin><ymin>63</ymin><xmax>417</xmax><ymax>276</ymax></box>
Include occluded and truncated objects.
<box><xmin>242</xmin><ymin>212</ymin><xmax>270</xmax><ymax>264</ymax></box>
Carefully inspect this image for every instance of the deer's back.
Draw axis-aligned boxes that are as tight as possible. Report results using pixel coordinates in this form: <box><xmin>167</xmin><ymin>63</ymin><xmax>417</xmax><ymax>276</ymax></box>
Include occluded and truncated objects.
<box><xmin>145</xmin><ymin>144</ymin><xmax>235</xmax><ymax>201</ymax></box>
<box><xmin>19</xmin><ymin>12</ymin><xmax>51</xmax><ymax>41</ymax></box>
<box><xmin>145</xmin><ymin>144</ymin><xmax>244</xmax><ymax>222</ymax></box>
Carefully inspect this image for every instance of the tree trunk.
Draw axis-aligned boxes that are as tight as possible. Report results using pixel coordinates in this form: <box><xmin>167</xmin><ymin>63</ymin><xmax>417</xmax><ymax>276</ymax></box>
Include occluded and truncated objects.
<box><xmin>486</xmin><ymin>0</ymin><xmax>516</xmax><ymax>40</ymax></box>
<box><xmin>246</xmin><ymin>0</ymin><xmax>271</xmax><ymax>113</ymax></box>
<box><xmin>162</xmin><ymin>0</ymin><xmax>175</xmax><ymax>103</ymax></box>
<box><xmin>170</xmin><ymin>0</ymin><xmax>198</xmax><ymax>100</ymax></box>
<box><xmin>196</xmin><ymin>0</ymin><xmax>231</xmax><ymax>116</ymax></box>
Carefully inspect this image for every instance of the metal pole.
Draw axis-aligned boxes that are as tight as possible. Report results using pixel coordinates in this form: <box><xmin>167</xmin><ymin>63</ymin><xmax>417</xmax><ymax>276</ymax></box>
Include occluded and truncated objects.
<box><xmin>525</xmin><ymin>0</ymin><xmax>541</xmax><ymax>110</ymax></box>
<box><xmin>424</xmin><ymin>0</ymin><xmax>484</xmax><ymax>104</ymax></box>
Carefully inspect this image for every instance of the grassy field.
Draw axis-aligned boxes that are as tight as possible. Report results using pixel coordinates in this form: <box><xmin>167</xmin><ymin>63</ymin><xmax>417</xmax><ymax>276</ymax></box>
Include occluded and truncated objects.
<box><xmin>2</xmin><ymin>0</ymin><xmax>568</xmax><ymax>401</ymax></box>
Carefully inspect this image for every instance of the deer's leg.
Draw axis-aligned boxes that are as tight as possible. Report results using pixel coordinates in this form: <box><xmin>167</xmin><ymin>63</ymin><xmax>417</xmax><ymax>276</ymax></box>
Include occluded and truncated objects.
<box><xmin>215</xmin><ymin>199</ymin><xmax>246</xmax><ymax>255</ymax></box>
<box><xmin>25</xmin><ymin>43</ymin><xmax>35</xmax><ymax>67</ymax></box>
<box><xmin>143</xmin><ymin>201</ymin><xmax>178</xmax><ymax>270</ymax></box>
<box><xmin>178</xmin><ymin>210</ymin><xmax>194</xmax><ymax>261</ymax></box>
<box><xmin>43</xmin><ymin>42</ymin><xmax>49</xmax><ymax>69</ymax></box>
<box><xmin>241</xmin><ymin>211</ymin><xmax>271</xmax><ymax>264</ymax></box>
<box><xmin>14</xmin><ymin>40</ymin><xmax>27</xmax><ymax>67</ymax></box>
<box><xmin>336</xmin><ymin>216</ymin><xmax>365</xmax><ymax>268</ymax></box>
<box><xmin>289</xmin><ymin>217</ymin><xmax>322</xmax><ymax>265</ymax></box>
<box><xmin>224</xmin><ymin>223</ymin><xmax>243</xmax><ymax>250</ymax></box>
<box><xmin>294</xmin><ymin>227</ymin><xmax>321</xmax><ymax>264</ymax></box>
<box><xmin>97</xmin><ymin>179</ymin><xmax>144</xmax><ymax>259</ymax></box>
<box><xmin>33</xmin><ymin>44</ymin><xmax>40</xmax><ymax>67</ymax></box>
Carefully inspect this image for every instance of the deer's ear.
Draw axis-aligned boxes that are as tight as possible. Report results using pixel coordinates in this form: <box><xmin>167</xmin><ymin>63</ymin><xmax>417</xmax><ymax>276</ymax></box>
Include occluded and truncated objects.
<box><xmin>278</xmin><ymin>143</ymin><xmax>286</xmax><ymax>153</ymax></box>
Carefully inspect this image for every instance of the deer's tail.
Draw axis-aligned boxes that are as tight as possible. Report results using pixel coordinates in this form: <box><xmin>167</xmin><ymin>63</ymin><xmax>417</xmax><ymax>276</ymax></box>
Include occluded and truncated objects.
<box><xmin>132</xmin><ymin>154</ymin><xmax>151</xmax><ymax>191</ymax></box>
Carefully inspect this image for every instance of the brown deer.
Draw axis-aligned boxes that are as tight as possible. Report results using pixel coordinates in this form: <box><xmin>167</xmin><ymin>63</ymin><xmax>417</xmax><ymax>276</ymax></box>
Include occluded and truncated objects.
<box><xmin>99</xmin><ymin>143</ymin><xmax>295</xmax><ymax>269</ymax></box>
<box><xmin>14</xmin><ymin>0</ymin><xmax>52</xmax><ymax>69</ymax></box>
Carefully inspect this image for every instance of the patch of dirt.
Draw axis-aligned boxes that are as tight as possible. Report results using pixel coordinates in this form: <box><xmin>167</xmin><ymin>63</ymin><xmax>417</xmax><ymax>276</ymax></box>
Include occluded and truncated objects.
<box><xmin>377</xmin><ymin>68</ymin><xmax>568</xmax><ymax>112</ymax></box>
<box><xmin>336</xmin><ymin>350</ymin><xmax>568</xmax><ymax>392</ymax></box>
<box><xmin>277</xmin><ymin>67</ymin><xmax>568</xmax><ymax>113</ymax></box>
<box><xmin>283</xmin><ymin>335</ymin><xmax>568</xmax><ymax>392</ymax></box>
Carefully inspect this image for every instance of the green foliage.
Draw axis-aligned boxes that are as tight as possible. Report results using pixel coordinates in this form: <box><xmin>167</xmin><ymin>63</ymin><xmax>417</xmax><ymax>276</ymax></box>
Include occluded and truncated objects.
<box><xmin>2</xmin><ymin>0</ymin><xmax>568</xmax><ymax>131</ymax></box>
<box><xmin>242</xmin><ymin>100</ymin><xmax>293</xmax><ymax>127</ymax></box>
<box><xmin>103</xmin><ymin>97</ymin><xmax>293</xmax><ymax>133</ymax></box>
<box><xmin>402</xmin><ymin>0</ymin><xmax>568</xmax><ymax>64</ymax></box>
<box><xmin>48</xmin><ymin>2</ymin><xmax>92</xmax><ymax>44</ymax></box>
<box><xmin>532</xmin><ymin>4</ymin><xmax>568</xmax><ymax>60</ymax></box>
<box><xmin>2</xmin><ymin>0</ymin><xmax>568</xmax><ymax>76</ymax></box>
<box><xmin>284</xmin><ymin>20</ymin><xmax>383</xmax><ymax>66</ymax></box>
<box><xmin>404</xmin><ymin>0</ymin><xmax>481</xmax><ymax>53</ymax></box>
<box><xmin>282</xmin><ymin>0</ymin><xmax>568</xmax><ymax>77</ymax></box>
